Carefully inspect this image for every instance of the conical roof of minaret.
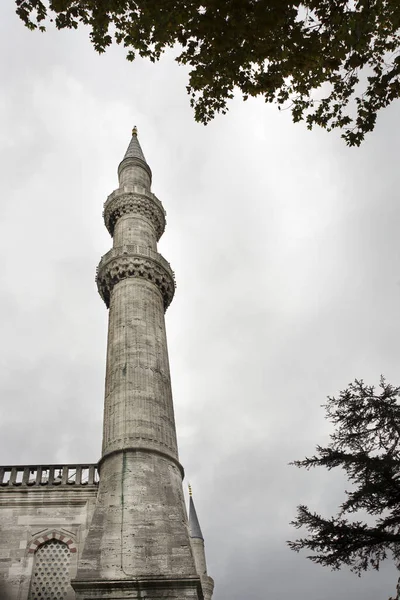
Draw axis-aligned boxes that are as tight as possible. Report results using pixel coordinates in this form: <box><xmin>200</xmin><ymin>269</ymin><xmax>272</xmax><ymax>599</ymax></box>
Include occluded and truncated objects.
<box><xmin>118</xmin><ymin>126</ymin><xmax>152</xmax><ymax>181</ymax></box>
<box><xmin>123</xmin><ymin>126</ymin><xmax>147</xmax><ymax>162</ymax></box>
<box><xmin>188</xmin><ymin>486</ymin><xmax>204</xmax><ymax>540</ymax></box>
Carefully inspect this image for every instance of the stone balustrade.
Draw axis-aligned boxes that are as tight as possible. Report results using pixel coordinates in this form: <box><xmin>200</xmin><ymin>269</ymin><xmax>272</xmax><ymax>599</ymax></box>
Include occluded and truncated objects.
<box><xmin>97</xmin><ymin>244</ymin><xmax>174</xmax><ymax>276</ymax></box>
<box><xmin>0</xmin><ymin>464</ymin><xmax>99</xmax><ymax>488</ymax></box>
<box><xmin>105</xmin><ymin>187</ymin><xmax>162</xmax><ymax>207</ymax></box>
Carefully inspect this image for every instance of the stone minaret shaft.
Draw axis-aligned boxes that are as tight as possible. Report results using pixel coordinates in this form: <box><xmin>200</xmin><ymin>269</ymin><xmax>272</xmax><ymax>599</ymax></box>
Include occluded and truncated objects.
<box><xmin>72</xmin><ymin>130</ymin><xmax>208</xmax><ymax>600</ymax></box>
<box><xmin>99</xmin><ymin>132</ymin><xmax>178</xmax><ymax>463</ymax></box>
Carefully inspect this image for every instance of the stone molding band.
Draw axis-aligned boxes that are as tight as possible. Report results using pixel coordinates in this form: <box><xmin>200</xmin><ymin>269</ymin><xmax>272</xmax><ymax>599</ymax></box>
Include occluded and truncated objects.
<box><xmin>96</xmin><ymin>246</ymin><xmax>175</xmax><ymax>310</ymax></box>
<box><xmin>103</xmin><ymin>191</ymin><xmax>166</xmax><ymax>240</ymax></box>
<box><xmin>98</xmin><ymin>447</ymin><xmax>185</xmax><ymax>479</ymax></box>
<box><xmin>72</xmin><ymin>576</ymin><xmax>202</xmax><ymax>598</ymax></box>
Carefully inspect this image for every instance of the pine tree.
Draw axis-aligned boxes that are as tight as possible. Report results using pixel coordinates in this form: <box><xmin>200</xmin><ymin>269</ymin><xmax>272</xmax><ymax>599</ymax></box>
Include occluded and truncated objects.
<box><xmin>289</xmin><ymin>378</ymin><xmax>400</xmax><ymax>595</ymax></box>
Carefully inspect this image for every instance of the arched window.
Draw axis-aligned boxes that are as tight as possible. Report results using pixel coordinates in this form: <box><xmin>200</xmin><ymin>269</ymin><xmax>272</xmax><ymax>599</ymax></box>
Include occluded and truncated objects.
<box><xmin>28</xmin><ymin>539</ymin><xmax>71</xmax><ymax>600</ymax></box>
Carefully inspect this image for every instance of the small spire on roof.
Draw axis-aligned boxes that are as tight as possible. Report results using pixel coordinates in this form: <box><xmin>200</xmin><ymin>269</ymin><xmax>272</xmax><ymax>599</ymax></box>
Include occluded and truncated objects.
<box><xmin>132</xmin><ymin>125</ymin><xmax>138</xmax><ymax>136</ymax></box>
<box><xmin>188</xmin><ymin>485</ymin><xmax>204</xmax><ymax>541</ymax></box>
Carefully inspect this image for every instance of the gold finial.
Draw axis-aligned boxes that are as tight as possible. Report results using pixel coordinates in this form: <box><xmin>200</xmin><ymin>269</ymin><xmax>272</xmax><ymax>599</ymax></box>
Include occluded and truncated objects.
<box><xmin>188</xmin><ymin>483</ymin><xmax>192</xmax><ymax>497</ymax></box>
<box><xmin>132</xmin><ymin>126</ymin><xmax>138</xmax><ymax>136</ymax></box>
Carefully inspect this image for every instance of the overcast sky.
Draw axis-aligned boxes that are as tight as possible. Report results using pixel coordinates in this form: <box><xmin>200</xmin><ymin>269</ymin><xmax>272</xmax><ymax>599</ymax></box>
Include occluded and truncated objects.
<box><xmin>1</xmin><ymin>3</ymin><xmax>400</xmax><ymax>599</ymax></box>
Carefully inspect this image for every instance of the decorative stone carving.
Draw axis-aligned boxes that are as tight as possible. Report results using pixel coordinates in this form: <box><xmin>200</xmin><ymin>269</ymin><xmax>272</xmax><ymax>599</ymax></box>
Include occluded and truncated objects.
<box><xmin>103</xmin><ymin>191</ymin><xmax>166</xmax><ymax>240</ymax></box>
<box><xmin>96</xmin><ymin>246</ymin><xmax>175</xmax><ymax>310</ymax></box>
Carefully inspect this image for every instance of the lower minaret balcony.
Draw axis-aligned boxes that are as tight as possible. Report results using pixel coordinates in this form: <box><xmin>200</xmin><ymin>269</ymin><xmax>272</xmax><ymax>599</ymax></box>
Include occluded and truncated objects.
<box><xmin>96</xmin><ymin>245</ymin><xmax>175</xmax><ymax>310</ymax></box>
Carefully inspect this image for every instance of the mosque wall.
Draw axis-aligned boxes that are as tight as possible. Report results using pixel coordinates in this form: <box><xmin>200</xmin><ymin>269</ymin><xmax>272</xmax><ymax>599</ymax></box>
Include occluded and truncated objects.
<box><xmin>0</xmin><ymin>464</ymin><xmax>98</xmax><ymax>600</ymax></box>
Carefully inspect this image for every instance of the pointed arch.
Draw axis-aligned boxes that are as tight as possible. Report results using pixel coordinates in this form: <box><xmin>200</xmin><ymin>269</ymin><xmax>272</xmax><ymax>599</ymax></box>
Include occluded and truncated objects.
<box><xmin>27</xmin><ymin>530</ymin><xmax>77</xmax><ymax>554</ymax></box>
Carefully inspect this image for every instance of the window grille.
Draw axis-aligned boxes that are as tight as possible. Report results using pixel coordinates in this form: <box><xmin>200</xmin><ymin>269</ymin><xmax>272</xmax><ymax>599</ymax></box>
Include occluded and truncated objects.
<box><xmin>28</xmin><ymin>539</ymin><xmax>71</xmax><ymax>600</ymax></box>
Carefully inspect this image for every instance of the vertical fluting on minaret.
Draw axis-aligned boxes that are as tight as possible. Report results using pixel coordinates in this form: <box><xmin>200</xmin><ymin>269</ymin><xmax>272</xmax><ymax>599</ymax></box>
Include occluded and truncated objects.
<box><xmin>72</xmin><ymin>130</ymin><xmax>205</xmax><ymax>600</ymax></box>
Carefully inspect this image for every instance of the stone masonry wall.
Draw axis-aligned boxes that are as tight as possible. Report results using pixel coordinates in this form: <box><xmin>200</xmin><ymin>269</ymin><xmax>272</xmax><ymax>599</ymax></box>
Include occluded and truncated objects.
<box><xmin>0</xmin><ymin>470</ymin><xmax>98</xmax><ymax>600</ymax></box>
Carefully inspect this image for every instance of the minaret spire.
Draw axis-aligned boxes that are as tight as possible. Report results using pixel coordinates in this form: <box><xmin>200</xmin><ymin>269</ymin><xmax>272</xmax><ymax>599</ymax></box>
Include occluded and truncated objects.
<box><xmin>189</xmin><ymin>485</ymin><xmax>204</xmax><ymax>540</ymax></box>
<box><xmin>188</xmin><ymin>486</ymin><xmax>215</xmax><ymax>600</ymax></box>
<box><xmin>72</xmin><ymin>129</ymin><xmax>212</xmax><ymax>600</ymax></box>
<box><xmin>118</xmin><ymin>126</ymin><xmax>152</xmax><ymax>190</ymax></box>
<box><xmin>123</xmin><ymin>126</ymin><xmax>147</xmax><ymax>161</ymax></box>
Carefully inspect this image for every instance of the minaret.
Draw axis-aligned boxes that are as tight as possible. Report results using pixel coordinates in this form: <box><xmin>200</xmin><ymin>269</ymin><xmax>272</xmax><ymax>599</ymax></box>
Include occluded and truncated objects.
<box><xmin>72</xmin><ymin>129</ymin><xmax>212</xmax><ymax>600</ymax></box>
<box><xmin>189</xmin><ymin>486</ymin><xmax>215</xmax><ymax>600</ymax></box>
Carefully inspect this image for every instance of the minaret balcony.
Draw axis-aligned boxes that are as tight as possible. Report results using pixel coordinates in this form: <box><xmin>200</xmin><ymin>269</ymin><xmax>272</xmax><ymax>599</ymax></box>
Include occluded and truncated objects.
<box><xmin>96</xmin><ymin>245</ymin><xmax>175</xmax><ymax>310</ymax></box>
<box><xmin>103</xmin><ymin>188</ymin><xmax>166</xmax><ymax>240</ymax></box>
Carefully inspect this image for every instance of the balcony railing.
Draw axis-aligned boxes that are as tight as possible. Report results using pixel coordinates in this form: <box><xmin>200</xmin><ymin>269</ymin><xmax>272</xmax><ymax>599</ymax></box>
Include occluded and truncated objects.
<box><xmin>96</xmin><ymin>244</ymin><xmax>175</xmax><ymax>278</ymax></box>
<box><xmin>0</xmin><ymin>464</ymin><xmax>99</xmax><ymax>488</ymax></box>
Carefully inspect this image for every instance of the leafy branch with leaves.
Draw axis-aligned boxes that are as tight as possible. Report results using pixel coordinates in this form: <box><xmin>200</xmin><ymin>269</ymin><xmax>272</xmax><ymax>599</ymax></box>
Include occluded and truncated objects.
<box><xmin>15</xmin><ymin>0</ymin><xmax>400</xmax><ymax>146</ymax></box>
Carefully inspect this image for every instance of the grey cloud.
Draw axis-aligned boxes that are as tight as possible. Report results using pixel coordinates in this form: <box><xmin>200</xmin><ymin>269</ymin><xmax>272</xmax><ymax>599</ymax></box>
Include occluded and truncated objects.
<box><xmin>1</xmin><ymin>2</ymin><xmax>400</xmax><ymax>599</ymax></box>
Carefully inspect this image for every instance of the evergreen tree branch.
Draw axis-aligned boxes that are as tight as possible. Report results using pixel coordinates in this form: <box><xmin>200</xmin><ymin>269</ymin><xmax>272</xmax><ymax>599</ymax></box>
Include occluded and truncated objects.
<box><xmin>289</xmin><ymin>378</ymin><xmax>400</xmax><ymax>579</ymax></box>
